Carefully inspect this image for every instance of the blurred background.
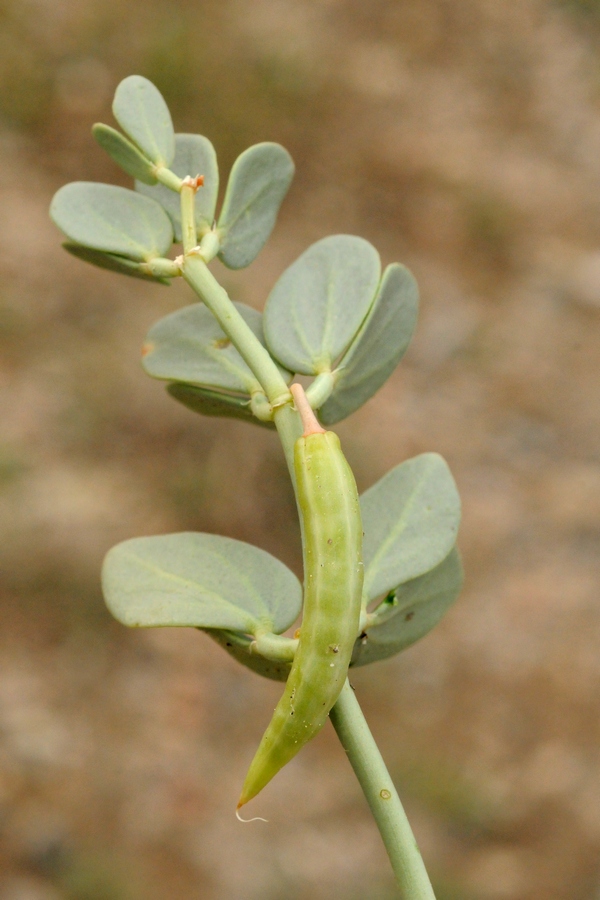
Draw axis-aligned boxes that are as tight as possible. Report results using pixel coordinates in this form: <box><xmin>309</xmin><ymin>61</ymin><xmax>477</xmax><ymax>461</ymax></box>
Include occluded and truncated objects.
<box><xmin>1</xmin><ymin>0</ymin><xmax>600</xmax><ymax>897</ymax></box>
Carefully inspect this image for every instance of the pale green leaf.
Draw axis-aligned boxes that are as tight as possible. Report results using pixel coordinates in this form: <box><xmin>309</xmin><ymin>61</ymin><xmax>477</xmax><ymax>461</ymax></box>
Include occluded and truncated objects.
<box><xmin>263</xmin><ymin>235</ymin><xmax>381</xmax><ymax>375</ymax></box>
<box><xmin>351</xmin><ymin>548</ymin><xmax>463</xmax><ymax>667</ymax></box>
<box><xmin>166</xmin><ymin>383</ymin><xmax>275</xmax><ymax>430</ymax></box>
<box><xmin>142</xmin><ymin>302</ymin><xmax>290</xmax><ymax>394</ymax></box>
<box><xmin>50</xmin><ymin>182</ymin><xmax>173</xmax><ymax>261</ymax></box>
<box><xmin>361</xmin><ymin>453</ymin><xmax>461</xmax><ymax>601</ymax></box>
<box><xmin>217</xmin><ymin>143</ymin><xmax>294</xmax><ymax>269</ymax></box>
<box><xmin>112</xmin><ymin>75</ymin><xmax>174</xmax><ymax>166</ymax></box>
<box><xmin>63</xmin><ymin>243</ymin><xmax>170</xmax><ymax>284</ymax></box>
<box><xmin>320</xmin><ymin>264</ymin><xmax>418</xmax><ymax>424</ymax></box>
<box><xmin>92</xmin><ymin>123</ymin><xmax>157</xmax><ymax>185</ymax></box>
<box><xmin>102</xmin><ymin>532</ymin><xmax>302</xmax><ymax>634</ymax></box>
<box><xmin>136</xmin><ymin>133</ymin><xmax>219</xmax><ymax>241</ymax></box>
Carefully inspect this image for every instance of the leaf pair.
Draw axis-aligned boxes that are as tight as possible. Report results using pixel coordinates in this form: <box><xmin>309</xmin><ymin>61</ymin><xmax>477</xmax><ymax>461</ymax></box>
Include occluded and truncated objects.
<box><xmin>109</xmin><ymin>78</ymin><xmax>294</xmax><ymax>268</ymax></box>
<box><xmin>101</xmin><ymin>451</ymin><xmax>461</xmax><ymax>678</ymax></box>
<box><xmin>143</xmin><ymin>233</ymin><xmax>419</xmax><ymax>427</ymax></box>
<box><xmin>262</xmin><ymin>235</ymin><xmax>419</xmax><ymax>424</ymax></box>
<box><xmin>93</xmin><ymin>74</ymin><xmax>176</xmax><ymax>183</ymax></box>
<box><xmin>141</xmin><ymin>302</ymin><xmax>292</xmax><ymax>428</ymax></box>
<box><xmin>350</xmin><ymin>452</ymin><xmax>462</xmax><ymax>666</ymax></box>
<box><xmin>51</xmin><ymin>75</ymin><xmax>294</xmax><ymax>280</ymax></box>
<box><xmin>51</xmin><ymin>77</ymin><xmax>179</xmax><ymax>285</ymax></box>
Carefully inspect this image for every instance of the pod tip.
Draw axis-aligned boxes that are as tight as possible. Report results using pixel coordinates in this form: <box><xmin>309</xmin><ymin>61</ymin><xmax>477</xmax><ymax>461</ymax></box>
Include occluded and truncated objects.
<box><xmin>291</xmin><ymin>383</ymin><xmax>325</xmax><ymax>436</ymax></box>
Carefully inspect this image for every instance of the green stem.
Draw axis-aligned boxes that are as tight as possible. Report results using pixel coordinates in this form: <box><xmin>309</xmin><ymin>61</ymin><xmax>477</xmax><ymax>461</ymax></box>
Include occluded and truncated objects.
<box><xmin>181</xmin><ymin>251</ymin><xmax>301</xmax><ymax>486</ymax></box>
<box><xmin>181</xmin><ymin>183</ymin><xmax>198</xmax><ymax>255</ymax></box>
<box><xmin>329</xmin><ymin>681</ymin><xmax>436</xmax><ymax>899</ymax></box>
<box><xmin>182</xmin><ymin>256</ymin><xmax>291</xmax><ymax>408</ymax></box>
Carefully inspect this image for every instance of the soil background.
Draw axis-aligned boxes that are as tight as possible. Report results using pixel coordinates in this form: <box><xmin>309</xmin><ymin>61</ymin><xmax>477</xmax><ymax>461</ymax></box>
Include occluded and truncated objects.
<box><xmin>1</xmin><ymin>1</ymin><xmax>600</xmax><ymax>898</ymax></box>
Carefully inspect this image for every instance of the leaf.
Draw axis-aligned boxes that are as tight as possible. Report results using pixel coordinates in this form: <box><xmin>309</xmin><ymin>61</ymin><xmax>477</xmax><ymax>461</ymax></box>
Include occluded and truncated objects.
<box><xmin>142</xmin><ymin>301</ymin><xmax>290</xmax><ymax>394</ymax></box>
<box><xmin>63</xmin><ymin>243</ymin><xmax>170</xmax><ymax>284</ymax></box>
<box><xmin>167</xmin><ymin>383</ymin><xmax>275</xmax><ymax>429</ymax></box>
<box><xmin>217</xmin><ymin>143</ymin><xmax>294</xmax><ymax>269</ymax></box>
<box><xmin>112</xmin><ymin>75</ymin><xmax>175</xmax><ymax>166</ymax></box>
<box><xmin>263</xmin><ymin>235</ymin><xmax>381</xmax><ymax>375</ymax></box>
<box><xmin>319</xmin><ymin>264</ymin><xmax>419</xmax><ymax>424</ymax></box>
<box><xmin>50</xmin><ymin>182</ymin><xmax>173</xmax><ymax>261</ymax></box>
<box><xmin>351</xmin><ymin>548</ymin><xmax>463</xmax><ymax>667</ymax></box>
<box><xmin>136</xmin><ymin>133</ymin><xmax>219</xmax><ymax>241</ymax></box>
<box><xmin>208</xmin><ymin>629</ymin><xmax>291</xmax><ymax>682</ymax></box>
<box><xmin>102</xmin><ymin>532</ymin><xmax>302</xmax><ymax>634</ymax></box>
<box><xmin>92</xmin><ymin>123</ymin><xmax>157</xmax><ymax>185</ymax></box>
<box><xmin>361</xmin><ymin>453</ymin><xmax>461</xmax><ymax>601</ymax></box>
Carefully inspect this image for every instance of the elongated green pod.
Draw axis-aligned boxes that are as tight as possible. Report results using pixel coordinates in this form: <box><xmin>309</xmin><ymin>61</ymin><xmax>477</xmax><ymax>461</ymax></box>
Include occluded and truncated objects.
<box><xmin>238</xmin><ymin>384</ymin><xmax>363</xmax><ymax>808</ymax></box>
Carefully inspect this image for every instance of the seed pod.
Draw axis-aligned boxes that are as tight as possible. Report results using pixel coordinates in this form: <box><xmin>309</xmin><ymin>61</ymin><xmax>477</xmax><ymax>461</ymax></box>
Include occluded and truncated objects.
<box><xmin>238</xmin><ymin>384</ymin><xmax>363</xmax><ymax>808</ymax></box>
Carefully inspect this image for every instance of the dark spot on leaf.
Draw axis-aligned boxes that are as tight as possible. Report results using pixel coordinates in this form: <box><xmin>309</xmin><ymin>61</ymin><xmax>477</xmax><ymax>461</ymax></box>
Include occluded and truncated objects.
<box><xmin>405</xmin><ymin>611</ymin><xmax>415</xmax><ymax>621</ymax></box>
<box><xmin>213</xmin><ymin>337</ymin><xmax>231</xmax><ymax>350</ymax></box>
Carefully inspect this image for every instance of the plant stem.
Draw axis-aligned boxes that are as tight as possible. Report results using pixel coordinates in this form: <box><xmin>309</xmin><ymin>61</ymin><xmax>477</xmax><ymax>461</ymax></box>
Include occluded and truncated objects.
<box><xmin>182</xmin><ymin>256</ymin><xmax>301</xmax><ymax>485</ymax></box>
<box><xmin>329</xmin><ymin>680</ymin><xmax>436</xmax><ymax>899</ymax></box>
<box><xmin>182</xmin><ymin>257</ymin><xmax>291</xmax><ymax>407</ymax></box>
<box><xmin>180</xmin><ymin>183</ymin><xmax>198</xmax><ymax>254</ymax></box>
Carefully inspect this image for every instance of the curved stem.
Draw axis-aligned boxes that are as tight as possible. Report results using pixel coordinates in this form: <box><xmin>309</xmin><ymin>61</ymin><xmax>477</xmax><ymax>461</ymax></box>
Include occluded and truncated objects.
<box><xmin>182</xmin><ymin>256</ymin><xmax>291</xmax><ymax>408</ymax></box>
<box><xmin>329</xmin><ymin>680</ymin><xmax>436</xmax><ymax>899</ymax></box>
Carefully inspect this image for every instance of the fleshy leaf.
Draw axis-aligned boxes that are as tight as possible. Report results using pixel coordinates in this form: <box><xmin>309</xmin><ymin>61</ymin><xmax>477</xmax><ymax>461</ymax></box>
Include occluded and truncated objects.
<box><xmin>112</xmin><ymin>75</ymin><xmax>175</xmax><ymax>166</ymax></box>
<box><xmin>263</xmin><ymin>235</ymin><xmax>381</xmax><ymax>375</ymax></box>
<box><xmin>217</xmin><ymin>143</ymin><xmax>294</xmax><ymax>269</ymax></box>
<box><xmin>361</xmin><ymin>453</ymin><xmax>461</xmax><ymax>601</ymax></box>
<box><xmin>50</xmin><ymin>182</ymin><xmax>173</xmax><ymax>261</ymax></box>
<box><xmin>142</xmin><ymin>302</ymin><xmax>290</xmax><ymax>395</ymax></box>
<box><xmin>136</xmin><ymin>133</ymin><xmax>219</xmax><ymax>241</ymax></box>
<box><xmin>351</xmin><ymin>548</ymin><xmax>463</xmax><ymax>667</ymax></box>
<box><xmin>166</xmin><ymin>383</ymin><xmax>275</xmax><ymax>430</ymax></box>
<box><xmin>102</xmin><ymin>532</ymin><xmax>302</xmax><ymax>634</ymax></box>
<box><xmin>208</xmin><ymin>629</ymin><xmax>291</xmax><ymax>682</ymax></box>
<box><xmin>319</xmin><ymin>264</ymin><xmax>419</xmax><ymax>424</ymax></box>
<box><xmin>92</xmin><ymin>123</ymin><xmax>157</xmax><ymax>185</ymax></box>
